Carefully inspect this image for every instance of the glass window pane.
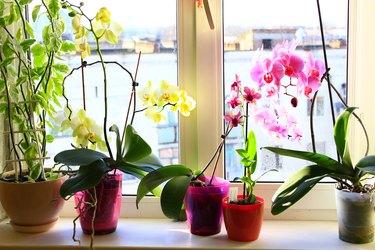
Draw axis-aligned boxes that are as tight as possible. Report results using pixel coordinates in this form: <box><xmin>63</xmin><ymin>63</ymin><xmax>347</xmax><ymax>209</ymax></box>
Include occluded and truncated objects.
<box><xmin>223</xmin><ymin>0</ymin><xmax>348</xmax><ymax>182</ymax></box>
<box><xmin>31</xmin><ymin>0</ymin><xmax>177</xmax><ymax>194</ymax></box>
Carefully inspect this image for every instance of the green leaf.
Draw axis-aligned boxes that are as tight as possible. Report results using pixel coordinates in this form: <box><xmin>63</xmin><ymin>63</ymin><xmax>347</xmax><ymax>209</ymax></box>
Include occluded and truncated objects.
<box><xmin>31</xmin><ymin>43</ymin><xmax>45</xmax><ymax>56</ymax></box>
<box><xmin>46</xmin><ymin>134</ymin><xmax>54</xmax><ymax>143</ymax></box>
<box><xmin>123</xmin><ymin>125</ymin><xmax>152</xmax><ymax>163</ymax></box>
<box><xmin>236</xmin><ymin>149</ymin><xmax>248</xmax><ymax>158</ymax></box>
<box><xmin>60</xmin><ymin>159</ymin><xmax>110</xmax><ymax>198</ymax></box>
<box><xmin>271</xmin><ymin>165</ymin><xmax>333</xmax><ymax>215</ymax></box>
<box><xmin>109</xmin><ymin>125</ymin><xmax>122</xmax><ymax>162</ymax></box>
<box><xmin>128</xmin><ymin>153</ymin><xmax>162</xmax><ymax>168</ymax></box>
<box><xmin>2</xmin><ymin>39</ymin><xmax>14</xmax><ymax>58</ymax></box>
<box><xmin>356</xmin><ymin>155</ymin><xmax>375</xmax><ymax>175</ymax></box>
<box><xmin>48</xmin><ymin>0</ymin><xmax>60</xmax><ymax>17</ymax></box>
<box><xmin>334</xmin><ymin>107</ymin><xmax>356</xmax><ymax>167</ymax></box>
<box><xmin>54</xmin><ymin>148</ymin><xmax>108</xmax><ymax>166</ymax></box>
<box><xmin>25</xmin><ymin>20</ymin><xmax>34</xmax><ymax>38</ymax></box>
<box><xmin>0</xmin><ymin>18</ymin><xmax>5</xmax><ymax>28</ymax></box>
<box><xmin>20</xmin><ymin>0</ymin><xmax>33</xmax><ymax>5</ymax></box>
<box><xmin>53</xmin><ymin>63</ymin><xmax>69</xmax><ymax>74</ymax></box>
<box><xmin>29</xmin><ymin>163</ymin><xmax>42</xmax><ymax>180</ymax></box>
<box><xmin>262</xmin><ymin>147</ymin><xmax>353</xmax><ymax>176</ymax></box>
<box><xmin>60</xmin><ymin>40</ymin><xmax>76</xmax><ymax>52</ymax></box>
<box><xmin>20</xmin><ymin>39</ymin><xmax>35</xmax><ymax>52</ymax></box>
<box><xmin>160</xmin><ymin>176</ymin><xmax>192</xmax><ymax>220</ymax></box>
<box><xmin>136</xmin><ymin>165</ymin><xmax>193</xmax><ymax>208</ymax></box>
<box><xmin>32</xmin><ymin>4</ymin><xmax>41</xmax><ymax>22</ymax></box>
<box><xmin>0</xmin><ymin>2</ymin><xmax>4</xmax><ymax>16</ymax></box>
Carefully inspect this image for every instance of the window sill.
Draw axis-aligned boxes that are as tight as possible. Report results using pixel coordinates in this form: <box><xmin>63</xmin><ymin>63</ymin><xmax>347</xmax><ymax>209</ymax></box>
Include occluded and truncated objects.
<box><xmin>0</xmin><ymin>218</ymin><xmax>374</xmax><ymax>250</ymax></box>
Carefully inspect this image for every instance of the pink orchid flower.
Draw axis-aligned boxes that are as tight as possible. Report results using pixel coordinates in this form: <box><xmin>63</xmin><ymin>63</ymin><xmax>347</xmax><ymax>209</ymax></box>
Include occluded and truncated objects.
<box><xmin>225</xmin><ymin>90</ymin><xmax>243</xmax><ymax>109</ymax></box>
<box><xmin>290</xmin><ymin>127</ymin><xmax>303</xmax><ymax>142</ymax></box>
<box><xmin>243</xmin><ymin>86</ymin><xmax>262</xmax><ymax>104</ymax></box>
<box><xmin>268</xmin><ymin>124</ymin><xmax>288</xmax><ymax>140</ymax></box>
<box><xmin>253</xmin><ymin>109</ymin><xmax>276</xmax><ymax>128</ymax></box>
<box><xmin>274</xmin><ymin>40</ymin><xmax>305</xmax><ymax>79</ymax></box>
<box><xmin>224</xmin><ymin>110</ymin><xmax>244</xmax><ymax>128</ymax></box>
<box><xmin>298</xmin><ymin>53</ymin><xmax>325</xmax><ymax>99</ymax></box>
<box><xmin>231</xmin><ymin>74</ymin><xmax>242</xmax><ymax>92</ymax></box>
<box><xmin>251</xmin><ymin>58</ymin><xmax>285</xmax><ymax>88</ymax></box>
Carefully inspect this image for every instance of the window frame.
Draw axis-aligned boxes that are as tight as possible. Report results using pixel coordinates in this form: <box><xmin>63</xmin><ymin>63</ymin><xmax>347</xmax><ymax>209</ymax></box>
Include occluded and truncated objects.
<box><xmin>39</xmin><ymin>0</ymin><xmax>375</xmax><ymax>220</ymax></box>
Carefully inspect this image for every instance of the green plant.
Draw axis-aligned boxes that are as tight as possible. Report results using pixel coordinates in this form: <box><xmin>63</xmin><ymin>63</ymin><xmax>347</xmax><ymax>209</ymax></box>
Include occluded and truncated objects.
<box><xmin>0</xmin><ymin>0</ymin><xmax>74</xmax><ymax>182</ymax></box>
<box><xmin>51</xmin><ymin>1</ymin><xmax>195</xmax><ymax>245</ymax></box>
<box><xmin>136</xmin><ymin>127</ymin><xmax>231</xmax><ymax>221</ymax></box>
<box><xmin>263</xmin><ymin>107</ymin><xmax>375</xmax><ymax>215</ymax></box>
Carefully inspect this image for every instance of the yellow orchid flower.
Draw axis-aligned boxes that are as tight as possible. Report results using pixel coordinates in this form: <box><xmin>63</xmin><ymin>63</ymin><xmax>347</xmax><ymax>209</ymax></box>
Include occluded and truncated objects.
<box><xmin>62</xmin><ymin>109</ymin><xmax>107</xmax><ymax>151</ymax></box>
<box><xmin>72</xmin><ymin>15</ymin><xmax>85</xmax><ymax>39</ymax></box>
<box><xmin>155</xmin><ymin>80</ymin><xmax>179</xmax><ymax>107</ymax></box>
<box><xmin>171</xmin><ymin>89</ymin><xmax>196</xmax><ymax>117</ymax></box>
<box><xmin>95</xmin><ymin>7</ymin><xmax>111</xmax><ymax>24</ymax></box>
<box><xmin>138</xmin><ymin>81</ymin><xmax>156</xmax><ymax>107</ymax></box>
<box><xmin>75</xmin><ymin>36</ymin><xmax>91</xmax><ymax>59</ymax></box>
<box><xmin>92</xmin><ymin>7</ymin><xmax>122</xmax><ymax>44</ymax></box>
<box><xmin>145</xmin><ymin>106</ymin><xmax>166</xmax><ymax>123</ymax></box>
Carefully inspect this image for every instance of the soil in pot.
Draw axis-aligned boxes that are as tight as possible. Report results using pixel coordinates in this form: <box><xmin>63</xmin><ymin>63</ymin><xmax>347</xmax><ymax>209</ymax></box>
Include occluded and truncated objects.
<box><xmin>222</xmin><ymin>195</ymin><xmax>264</xmax><ymax>242</ymax></box>
<box><xmin>184</xmin><ymin>176</ymin><xmax>229</xmax><ymax>236</ymax></box>
<box><xmin>75</xmin><ymin>170</ymin><xmax>122</xmax><ymax>235</ymax></box>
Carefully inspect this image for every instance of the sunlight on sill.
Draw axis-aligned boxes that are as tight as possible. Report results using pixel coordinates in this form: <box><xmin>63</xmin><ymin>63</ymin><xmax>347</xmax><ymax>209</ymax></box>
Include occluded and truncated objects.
<box><xmin>0</xmin><ymin>218</ymin><xmax>374</xmax><ymax>250</ymax></box>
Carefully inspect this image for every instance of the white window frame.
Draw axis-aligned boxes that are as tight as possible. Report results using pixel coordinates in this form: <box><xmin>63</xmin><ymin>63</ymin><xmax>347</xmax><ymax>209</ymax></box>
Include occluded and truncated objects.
<box><xmin>60</xmin><ymin>0</ymin><xmax>375</xmax><ymax>220</ymax></box>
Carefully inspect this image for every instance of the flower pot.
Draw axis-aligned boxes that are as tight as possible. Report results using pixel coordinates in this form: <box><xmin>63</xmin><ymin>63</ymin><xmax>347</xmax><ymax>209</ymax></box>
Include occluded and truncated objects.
<box><xmin>184</xmin><ymin>176</ymin><xmax>229</xmax><ymax>236</ymax></box>
<box><xmin>75</xmin><ymin>170</ymin><xmax>122</xmax><ymax>235</ymax></box>
<box><xmin>0</xmin><ymin>174</ymin><xmax>68</xmax><ymax>233</ymax></box>
<box><xmin>222</xmin><ymin>195</ymin><xmax>264</xmax><ymax>241</ymax></box>
<box><xmin>335</xmin><ymin>188</ymin><xmax>374</xmax><ymax>244</ymax></box>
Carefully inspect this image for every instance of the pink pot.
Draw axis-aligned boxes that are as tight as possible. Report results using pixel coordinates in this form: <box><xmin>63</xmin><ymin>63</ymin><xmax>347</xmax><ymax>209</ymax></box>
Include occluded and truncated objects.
<box><xmin>184</xmin><ymin>176</ymin><xmax>229</xmax><ymax>235</ymax></box>
<box><xmin>74</xmin><ymin>170</ymin><xmax>122</xmax><ymax>235</ymax></box>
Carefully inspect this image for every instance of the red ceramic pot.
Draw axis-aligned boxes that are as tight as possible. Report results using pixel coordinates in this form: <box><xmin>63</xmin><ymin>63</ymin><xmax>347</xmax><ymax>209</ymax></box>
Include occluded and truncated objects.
<box><xmin>184</xmin><ymin>176</ymin><xmax>230</xmax><ymax>236</ymax></box>
<box><xmin>74</xmin><ymin>170</ymin><xmax>122</xmax><ymax>235</ymax></box>
<box><xmin>222</xmin><ymin>195</ymin><xmax>264</xmax><ymax>241</ymax></box>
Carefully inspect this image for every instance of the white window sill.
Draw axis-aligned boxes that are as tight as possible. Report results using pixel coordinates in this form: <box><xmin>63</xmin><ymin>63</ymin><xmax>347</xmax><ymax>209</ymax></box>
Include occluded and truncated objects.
<box><xmin>0</xmin><ymin>218</ymin><xmax>374</xmax><ymax>250</ymax></box>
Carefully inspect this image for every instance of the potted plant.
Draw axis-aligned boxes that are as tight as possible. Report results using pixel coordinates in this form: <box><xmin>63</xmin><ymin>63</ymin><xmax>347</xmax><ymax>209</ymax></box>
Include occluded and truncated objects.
<box><xmin>0</xmin><ymin>0</ymin><xmax>73</xmax><ymax>233</ymax></box>
<box><xmin>261</xmin><ymin>3</ymin><xmax>375</xmax><ymax>244</ymax></box>
<box><xmin>51</xmin><ymin>1</ymin><xmax>195</xmax><ymax>247</ymax></box>
<box><xmin>136</xmin><ymin>129</ymin><xmax>231</xmax><ymax>235</ymax></box>
<box><xmin>263</xmin><ymin>107</ymin><xmax>375</xmax><ymax>243</ymax></box>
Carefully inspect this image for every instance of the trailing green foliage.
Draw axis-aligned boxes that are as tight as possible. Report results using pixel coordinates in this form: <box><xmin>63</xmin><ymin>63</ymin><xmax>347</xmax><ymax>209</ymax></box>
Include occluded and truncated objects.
<box><xmin>263</xmin><ymin>107</ymin><xmax>375</xmax><ymax>215</ymax></box>
<box><xmin>0</xmin><ymin>0</ymin><xmax>76</xmax><ymax>181</ymax></box>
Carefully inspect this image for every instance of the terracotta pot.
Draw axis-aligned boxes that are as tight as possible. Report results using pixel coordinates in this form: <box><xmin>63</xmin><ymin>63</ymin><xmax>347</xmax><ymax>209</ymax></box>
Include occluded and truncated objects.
<box><xmin>0</xmin><ymin>175</ymin><xmax>68</xmax><ymax>233</ymax></box>
<box><xmin>74</xmin><ymin>170</ymin><xmax>122</xmax><ymax>235</ymax></box>
<box><xmin>222</xmin><ymin>195</ymin><xmax>264</xmax><ymax>241</ymax></box>
<box><xmin>335</xmin><ymin>188</ymin><xmax>374</xmax><ymax>243</ymax></box>
<box><xmin>184</xmin><ymin>176</ymin><xmax>229</xmax><ymax>236</ymax></box>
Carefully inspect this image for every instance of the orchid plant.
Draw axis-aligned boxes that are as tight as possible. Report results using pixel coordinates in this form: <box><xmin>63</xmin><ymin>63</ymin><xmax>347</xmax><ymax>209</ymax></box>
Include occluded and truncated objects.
<box><xmin>51</xmin><ymin>1</ymin><xmax>195</xmax><ymax>244</ymax></box>
<box><xmin>135</xmin><ymin>39</ymin><xmax>326</xmax><ymax>217</ymax></box>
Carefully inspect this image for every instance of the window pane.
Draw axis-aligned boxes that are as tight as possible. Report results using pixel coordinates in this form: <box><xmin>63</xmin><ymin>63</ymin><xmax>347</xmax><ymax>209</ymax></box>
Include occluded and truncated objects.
<box><xmin>223</xmin><ymin>0</ymin><xmax>348</xmax><ymax>181</ymax></box>
<box><xmin>32</xmin><ymin>0</ymin><xmax>177</xmax><ymax>194</ymax></box>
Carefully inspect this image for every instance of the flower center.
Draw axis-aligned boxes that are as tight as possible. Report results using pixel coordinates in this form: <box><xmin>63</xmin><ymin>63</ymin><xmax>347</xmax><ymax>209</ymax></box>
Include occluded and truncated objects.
<box><xmin>285</xmin><ymin>66</ymin><xmax>294</xmax><ymax>76</ymax></box>
<box><xmin>263</xmin><ymin>73</ymin><xmax>273</xmax><ymax>83</ymax></box>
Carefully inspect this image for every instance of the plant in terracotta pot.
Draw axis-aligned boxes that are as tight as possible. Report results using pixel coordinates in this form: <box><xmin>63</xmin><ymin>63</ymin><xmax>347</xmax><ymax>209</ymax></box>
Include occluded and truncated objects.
<box><xmin>52</xmin><ymin>1</ymin><xmax>195</xmax><ymax>247</ymax></box>
<box><xmin>0</xmin><ymin>0</ymin><xmax>74</xmax><ymax>233</ymax></box>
